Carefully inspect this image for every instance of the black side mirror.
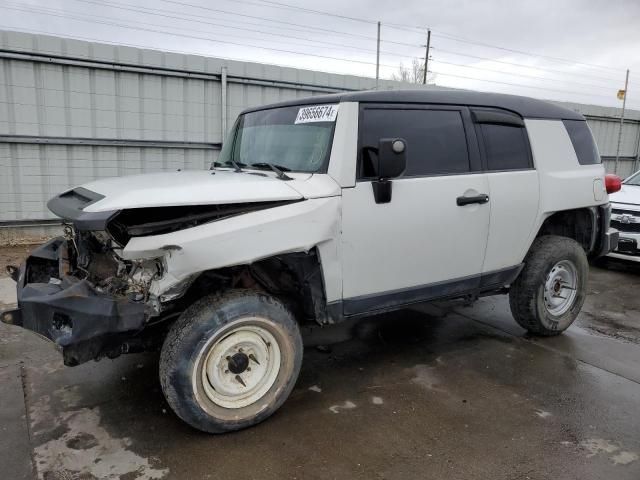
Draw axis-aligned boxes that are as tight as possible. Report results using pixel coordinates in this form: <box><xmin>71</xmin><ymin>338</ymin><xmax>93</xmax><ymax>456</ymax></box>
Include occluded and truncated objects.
<box><xmin>372</xmin><ymin>138</ymin><xmax>407</xmax><ymax>204</ymax></box>
<box><xmin>377</xmin><ymin>138</ymin><xmax>407</xmax><ymax>179</ymax></box>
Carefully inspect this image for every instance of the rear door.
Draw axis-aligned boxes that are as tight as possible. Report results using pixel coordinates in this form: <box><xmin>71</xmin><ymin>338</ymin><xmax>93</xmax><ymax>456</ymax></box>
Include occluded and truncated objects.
<box><xmin>471</xmin><ymin>109</ymin><xmax>540</xmax><ymax>275</ymax></box>
<box><xmin>340</xmin><ymin>104</ymin><xmax>491</xmax><ymax>314</ymax></box>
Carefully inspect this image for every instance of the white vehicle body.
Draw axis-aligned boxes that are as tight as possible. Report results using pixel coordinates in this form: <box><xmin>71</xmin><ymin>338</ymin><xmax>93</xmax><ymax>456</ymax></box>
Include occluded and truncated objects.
<box><xmin>609</xmin><ymin>170</ymin><xmax>640</xmax><ymax>261</ymax></box>
<box><xmin>4</xmin><ymin>89</ymin><xmax>617</xmax><ymax>362</ymax></box>
<box><xmin>3</xmin><ymin>89</ymin><xmax>620</xmax><ymax>432</ymax></box>
<box><xmin>81</xmin><ymin>101</ymin><xmax>610</xmax><ymax>309</ymax></box>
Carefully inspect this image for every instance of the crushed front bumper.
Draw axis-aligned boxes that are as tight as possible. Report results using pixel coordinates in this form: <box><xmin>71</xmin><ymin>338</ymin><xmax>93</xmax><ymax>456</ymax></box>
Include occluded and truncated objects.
<box><xmin>1</xmin><ymin>238</ymin><xmax>146</xmax><ymax>365</ymax></box>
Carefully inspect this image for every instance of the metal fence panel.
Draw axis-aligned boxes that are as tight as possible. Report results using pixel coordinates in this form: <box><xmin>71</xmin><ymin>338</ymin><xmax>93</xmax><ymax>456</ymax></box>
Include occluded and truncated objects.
<box><xmin>588</xmin><ymin>118</ymin><xmax>639</xmax><ymax>157</ymax></box>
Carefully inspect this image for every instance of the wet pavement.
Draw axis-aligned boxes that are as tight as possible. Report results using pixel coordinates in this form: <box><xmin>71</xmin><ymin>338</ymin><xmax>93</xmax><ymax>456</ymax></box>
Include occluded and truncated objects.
<box><xmin>1</xmin><ymin>260</ymin><xmax>639</xmax><ymax>479</ymax></box>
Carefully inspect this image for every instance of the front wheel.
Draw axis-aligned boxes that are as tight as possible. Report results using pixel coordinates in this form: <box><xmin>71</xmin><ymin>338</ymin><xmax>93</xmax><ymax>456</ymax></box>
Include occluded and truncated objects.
<box><xmin>159</xmin><ymin>290</ymin><xmax>303</xmax><ymax>433</ymax></box>
<box><xmin>509</xmin><ymin>235</ymin><xmax>588</xmax><ymax>336</ymax></box>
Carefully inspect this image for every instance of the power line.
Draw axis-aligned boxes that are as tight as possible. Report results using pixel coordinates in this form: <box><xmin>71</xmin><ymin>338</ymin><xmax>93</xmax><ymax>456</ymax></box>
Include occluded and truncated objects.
<box><xmin>4</xmin><ymin>2</ymin><xmax>420</xmax><ymax>61</ymax></box>
<box><xmin>22</xmin><ymin>4</ymin><xmax>621</xmax><ymax>98</ymax></box>
<box><xmin>232</xmin><ymin>0</ymin><xmax>375</xmax><ymax>24</ymax></box>
<box><xmin>3</xmin><ymin>23</ymin><xmax>638</xmax><ymax>109</ymax></box>
<box><xmin>432</xmin><ymin>47</ymin><xmax>624</xmax><ymax>85</ymax></box>
<box><xmin>78</xmin><ymin>0</ymin><xmax>365</xmax><ymax>41</ymax></box>
<box><xmin>146</xmin><ymin>0</ymin><xmax>422</xmax><ymax>48</ymax></box>
<box><xmin>431</xmin><ymin>31</ymin><xmax>628</xmax><ymax>74</ymax></box>
<box><xmin>77</xmin><ymin>0</ymin><xmax>377</xmax><ymax>42</ymax></box>
<box><xmin>68</xmin><ymin>0</ymin><xmax>635</xmax><ymax>87</ymax></box>
<box><xmin>2</xmin><ymin>0</ymin><xmax>636</xmax><ymax>104</ymax></box>
<box><xmin>216</xmin><ymin>0</ymin><xmax>629</xmax><ymax>75</ymax></box>
<box><xmin>0</xmin><ymin>25</ymin><xmax>382</xmax><ymax>78</ymax></box>
<box><xmin>429</xmin><ymin>69</ymin><xmax>617</xmax><ymax>99</ymax></box>
<box><xmin>232</xmin><ymin>0</ymin><xmax>432</xmax><ymax>33</ymax></box>
<box><xmin>431</xmin><ymin>58</ymin><xmax>616</xmax><ymax>91</ymax></box>
<box><xmin>3</xmin><ymin>5</ymin><xmax>400</xmax><ymax>69</ymax></box>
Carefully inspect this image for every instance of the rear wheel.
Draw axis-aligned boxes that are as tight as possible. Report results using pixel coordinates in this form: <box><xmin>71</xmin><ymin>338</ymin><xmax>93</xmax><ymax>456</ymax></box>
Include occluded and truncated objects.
<box><xmin>509</xmin><ymin>235</ymin><xmax>588</xmax><ymax>336</ymax></box>
<box><xmin>159</xmin><ymin>290</ymin><xmax>302</xmax><ymax>433</ymax></box>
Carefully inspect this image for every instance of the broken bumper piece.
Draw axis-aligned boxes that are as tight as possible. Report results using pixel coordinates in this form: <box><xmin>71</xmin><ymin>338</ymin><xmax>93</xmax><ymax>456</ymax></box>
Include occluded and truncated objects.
<box><xmin>1</xmin><ymin>238</ymin><xmax>146</xmax><ymax>366</ymax></box>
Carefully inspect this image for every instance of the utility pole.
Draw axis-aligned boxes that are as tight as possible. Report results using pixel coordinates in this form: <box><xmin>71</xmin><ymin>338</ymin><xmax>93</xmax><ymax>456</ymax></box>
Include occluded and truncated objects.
<box><xmin>375</xmin><ymin>21</ymin><xmax>381</xmax><ymax>89</ymax></box>
<box><xmin>423</xmin><ymin>29</ymin><xmax>431</xmax><ymax>85</ymax></box>
<box><xmin>614</xmin><ymin>68</ymin><xmax>630</xmax><ymax>174</ymax></box>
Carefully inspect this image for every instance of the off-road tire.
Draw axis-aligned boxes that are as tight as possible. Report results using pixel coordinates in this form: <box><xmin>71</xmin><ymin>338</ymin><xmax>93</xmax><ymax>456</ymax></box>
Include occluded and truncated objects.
<box><xmin>159</xmin><ymin>289</ymin><xmax>303</xmax><ymax>433</ymax></box>
<box><xmin>509</xmin><ymin>235</ymin><xmax>588</xmax><ymax>336</ymax></box>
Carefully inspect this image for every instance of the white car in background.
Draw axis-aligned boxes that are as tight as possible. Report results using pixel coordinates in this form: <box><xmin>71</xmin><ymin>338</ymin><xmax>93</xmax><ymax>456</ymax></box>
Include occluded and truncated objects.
<box><xmin>609</xmin><ymin>169</ymin><xmax>640</xmax><ymax>261</ymax></box>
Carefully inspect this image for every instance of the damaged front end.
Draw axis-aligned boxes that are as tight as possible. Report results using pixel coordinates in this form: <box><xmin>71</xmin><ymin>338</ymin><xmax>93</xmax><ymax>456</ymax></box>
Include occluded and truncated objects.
<box><xmin>1</xmin><ymin>227</ymin><xmax>166</xmax><ymax>366</ymax></box>
<box><xmin>1</xmin><ymin>178</ymin><xmax>336</xmax><ymax>366</ymax></box>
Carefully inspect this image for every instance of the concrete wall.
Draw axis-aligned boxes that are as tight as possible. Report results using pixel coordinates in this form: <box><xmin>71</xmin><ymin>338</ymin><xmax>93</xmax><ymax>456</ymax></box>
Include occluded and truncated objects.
<box><xmin>1</xmin><ymin>30</ymin><xmax>639</xmax><ymax>244</ymax></box>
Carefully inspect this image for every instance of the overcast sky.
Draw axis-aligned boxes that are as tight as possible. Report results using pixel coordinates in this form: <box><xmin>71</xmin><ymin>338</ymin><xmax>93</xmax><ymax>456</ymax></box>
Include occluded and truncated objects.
<box><xmin>2</xmin><ymin>0</ymin><xmax>640</xmax><ymax>109</ymax></box>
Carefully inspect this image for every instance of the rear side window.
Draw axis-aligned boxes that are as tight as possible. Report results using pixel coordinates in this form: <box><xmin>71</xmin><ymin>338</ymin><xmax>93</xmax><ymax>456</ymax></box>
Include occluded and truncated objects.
<box><xmin>479</xmin><ymin>124</ymin><xmax>531</xmax><ymax>171</ymax></box>
<box><xmin>563</xmin><ymin>120</ymin><xmax>601</xmax><ymax>165</ymax></box>
<box><xmin>359</xmin><ymin>108</ymin><xmax>469</xmax><ymax>178</ymax></box>
<box><xmin>472</xmin><ymin>109</ymin><xmax>532</xmax><ymax>171</ymax></box>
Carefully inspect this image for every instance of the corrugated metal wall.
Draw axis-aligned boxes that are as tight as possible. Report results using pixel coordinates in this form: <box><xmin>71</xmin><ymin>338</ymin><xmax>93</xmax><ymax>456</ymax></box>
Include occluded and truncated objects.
<box><xmin>1</xmin><ymin>30</ymin><xmax>640</xmax><ymax>243</ymax></box>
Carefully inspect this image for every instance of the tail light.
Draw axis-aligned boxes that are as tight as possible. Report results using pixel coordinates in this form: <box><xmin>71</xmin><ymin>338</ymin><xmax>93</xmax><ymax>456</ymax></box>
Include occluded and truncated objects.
<box><xmin>605</xmin><ymin>174</ymin><xmax>622</xmax><ymax>194</ymax></box>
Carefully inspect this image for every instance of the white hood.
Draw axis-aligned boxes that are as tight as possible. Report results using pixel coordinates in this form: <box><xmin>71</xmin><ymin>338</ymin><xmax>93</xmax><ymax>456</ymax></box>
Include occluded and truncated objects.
<box><xmin>610</xmin><ymin>184</ymin><xmax>640</xmax><ymax>211</ymax></box>
<box><xmin>80</xmin><ymin>170</ymin><xmax>319</xmax><ymax>213</ymax></box>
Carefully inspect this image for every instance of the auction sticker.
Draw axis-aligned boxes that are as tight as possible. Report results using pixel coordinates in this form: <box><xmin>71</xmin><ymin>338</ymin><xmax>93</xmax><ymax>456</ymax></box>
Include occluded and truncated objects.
<box><xmin>295</xmin><ymin>104</ymin><xmax>339</xmax><ymax>124</ymax></box>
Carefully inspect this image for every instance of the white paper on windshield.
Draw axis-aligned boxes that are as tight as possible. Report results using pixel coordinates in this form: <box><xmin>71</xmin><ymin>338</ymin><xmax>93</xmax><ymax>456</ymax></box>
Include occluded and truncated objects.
<box><xmin>294</xmin><ymin>104</ymin><xmax>339</xmax><ymax>124</ymax></box>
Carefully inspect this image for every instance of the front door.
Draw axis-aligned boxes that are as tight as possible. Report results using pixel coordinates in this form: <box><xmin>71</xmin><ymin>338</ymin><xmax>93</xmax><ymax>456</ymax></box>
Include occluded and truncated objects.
<box><xmin>340</xmin><ymin>104</ymin><xmax>490</xmax><ymax>315</ymax></box>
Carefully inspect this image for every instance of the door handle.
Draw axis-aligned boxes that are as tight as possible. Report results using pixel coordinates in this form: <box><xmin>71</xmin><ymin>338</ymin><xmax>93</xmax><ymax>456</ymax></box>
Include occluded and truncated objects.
<box><xmin>456</xmin><ymin>194</ymin><xmax>489</xmax><ymax>206</ymax></box>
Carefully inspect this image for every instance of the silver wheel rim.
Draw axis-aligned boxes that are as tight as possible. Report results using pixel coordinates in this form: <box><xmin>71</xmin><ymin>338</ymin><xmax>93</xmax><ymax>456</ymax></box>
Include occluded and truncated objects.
<box><xmin>543</xmin><ymin>260</ymin><xmax>578</xmax><ymax>316</ymax></box>
<box><xmin>195</xmin><ymin>320</ymin><xmax>281</xmax><ymax>409</ymax></box>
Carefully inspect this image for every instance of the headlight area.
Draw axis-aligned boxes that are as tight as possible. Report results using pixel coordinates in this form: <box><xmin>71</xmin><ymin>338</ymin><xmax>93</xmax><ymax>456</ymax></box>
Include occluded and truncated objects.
<box><xmin>2</xmin><ymin>225</ymin><xmax>177</xmax><ymax>366</ymax></box>
<box><xmin>65</xmin><ymin>226</ymin><xmax>165</xmax><ymax>307</ymax></box>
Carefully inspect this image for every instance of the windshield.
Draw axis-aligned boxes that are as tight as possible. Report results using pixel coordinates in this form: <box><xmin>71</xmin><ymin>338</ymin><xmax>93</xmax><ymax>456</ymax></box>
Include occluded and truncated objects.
<box><xmin>625</xmin><ymin>171</ymin><xmax>640</xmax><ymax>186</ymax></box>
<box><xmin>217</xmin><ymin>104</ymin><xmax>338</xmax><ymax>173</ymax></box>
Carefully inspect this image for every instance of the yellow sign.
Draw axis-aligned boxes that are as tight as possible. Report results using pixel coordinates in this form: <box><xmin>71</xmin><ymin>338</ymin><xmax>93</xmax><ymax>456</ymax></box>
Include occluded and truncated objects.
<box><xmin>618</xmin><ymin>89</ymin><xmax>626</xmax><ymax>100</ymax></box>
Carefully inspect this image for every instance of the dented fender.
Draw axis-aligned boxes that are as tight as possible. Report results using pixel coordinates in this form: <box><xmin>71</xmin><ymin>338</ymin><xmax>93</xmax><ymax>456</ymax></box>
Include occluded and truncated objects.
<box><xmin>122</xmin><ymin>197</ymin><xmax>343</xmax><ymax>302</ymax></box>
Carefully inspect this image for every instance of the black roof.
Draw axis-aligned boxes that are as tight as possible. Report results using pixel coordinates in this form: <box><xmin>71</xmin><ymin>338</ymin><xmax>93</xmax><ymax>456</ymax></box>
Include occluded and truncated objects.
<box><xmin>242</xmin><ymin>89</ymin><xmax>584</xmax><ymax>121</ymax></box>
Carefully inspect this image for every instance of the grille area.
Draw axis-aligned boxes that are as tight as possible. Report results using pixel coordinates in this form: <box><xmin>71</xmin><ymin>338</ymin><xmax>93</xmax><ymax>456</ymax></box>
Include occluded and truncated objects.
<box><xmin>612</xmin><ymin>220</ymin><xmax>640</xmax><ymax>233</ymax></box>
<box><xmin>611</xmin><ymin>208</ymin><xmax>640</xmax><ymax>233</ymax></box>
<box><xmin>612</xmin><ymin>208</ymin><xmax>640</xmax><ymax>216</ymax></box>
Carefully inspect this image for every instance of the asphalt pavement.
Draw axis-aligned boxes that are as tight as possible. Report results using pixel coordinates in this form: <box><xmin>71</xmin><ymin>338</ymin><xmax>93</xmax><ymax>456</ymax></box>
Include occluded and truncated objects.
<box><xmin>0</xmin><ymin>259</ymin><xmax>639</xmax><ymax>480</ymax></box>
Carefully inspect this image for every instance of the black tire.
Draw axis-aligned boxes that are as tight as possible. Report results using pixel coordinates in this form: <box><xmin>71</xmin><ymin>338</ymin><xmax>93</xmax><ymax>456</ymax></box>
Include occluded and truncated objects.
<box><xmin>159</xmin><ymin>289</ymin><xmax>303</xmax><ymax>433</ymax></box>
<box><xmin>509</xmin><ymin>235</ymin><xmax>588</xmax><ymax>336</ymax></box>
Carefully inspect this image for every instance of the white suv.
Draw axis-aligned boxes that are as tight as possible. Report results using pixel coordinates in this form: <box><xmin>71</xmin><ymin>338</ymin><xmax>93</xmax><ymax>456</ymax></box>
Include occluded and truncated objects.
<box><xmin>2</xmin><ymin>90</ymin><xmax>619</xmax><ymax>433</ymax></box>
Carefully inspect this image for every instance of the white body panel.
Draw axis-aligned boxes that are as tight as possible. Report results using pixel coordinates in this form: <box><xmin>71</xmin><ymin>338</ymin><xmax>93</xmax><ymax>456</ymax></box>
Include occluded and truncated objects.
<box><xmin>341</xmin><ymin>175</ymin><xmax>490</xmax><ymax>298</ymax></box>
<box><xmin>482</xmin><ymin>170</ymin><xmax>540</xmax><ymax>272</ymax></box>
<box><xmin>524</xmin><ymin>119</ymin><xmax>607</xmax><ymax>249</ymax></box>
<box><xmin>327</xmin><ymin>102</ymin><xmax>359</xmax><ymax>188</ymax></box>
<box><xmin>286</xmin><ymin>174</ymin><xmax>342</xmax><ymax>199</ymax></box>
<box><xmin>123</xmin><ymin>197</ymin><xmax>344</xmax><ymax>301</ymax></box>
<box><xmin>82</xmin><ymin>170</ymin><xmax>309</xmax><ymax>212</ymax></box>
<box><xmin>525</xmin><ymin>119</ymin><xmax>606</xmax><ymax>214</ymax></box>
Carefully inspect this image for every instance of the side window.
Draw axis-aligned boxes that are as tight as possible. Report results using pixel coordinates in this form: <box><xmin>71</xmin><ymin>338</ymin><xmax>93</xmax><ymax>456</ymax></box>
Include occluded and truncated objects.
<box><xmin>359</xmin><ymin>108</ymin><xmax>470</xmax><ymax>178</ymax></box>
<box><xmin>563</xmin><ymin>120</ymin><xmax>601</xmax><ymax>165</ymax></box>
<box><xmin>479</xmin><ymin>124</ymin><xmax>531</xmax><ymax>171</ymax></box>
<box><xmin>472</xmin><ymin>109</ymin><xmax>531</xmax><ymax>171</ymax></box>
